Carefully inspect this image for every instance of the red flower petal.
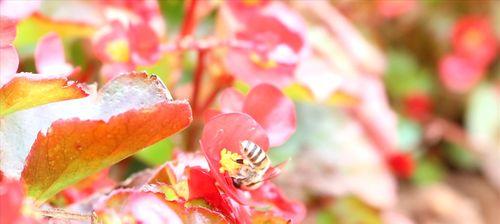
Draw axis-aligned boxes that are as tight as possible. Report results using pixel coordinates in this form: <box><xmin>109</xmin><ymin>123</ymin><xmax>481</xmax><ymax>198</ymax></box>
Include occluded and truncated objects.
<box><xmin>0</xmin><ymin>17</ymin><xmax>16</xmax><ymax>47</ymax></box>
<box><xmin>387</xmin><ymin>153</ymin><xmax>415</xmax><ymax>179</ymax></box>
<box><xmin>403</xmin><ymin>93</ymin><xmax>433</xmax><ymax>122</ymax></box>
<box><xmin>34</xmin><ymin>33</ymin><xmax>73</xmax><ymax>75</ymax></box>
<box><xmin>128</xmin><ymin>22</ymin><xmax>161</xmax><ymax>66</ymax></box>
<box><xmin>200</xmin><ymin>113</ymin><xmax>269</xmax><ymax>204</ymax></box>
<box><xmin>243</xmin><ymin>84</ymin><xmax>296</xmax><ymax>147</ymax></box>
<box><xmin>203</xmin><ymin>109</ymin><xmax>223</xmax><ymax>123</ymax></box>
<box><xmin>0</xmin><ymin>177</ymin><xmax>24</xmax><ymax>224</ymax></box>
<box><xmin>188</xmin><ymin>167</ymin><xmax>250</xmax><ymax>224</ymax></box>
<box><xmin>225</xmin><ymin>5</ymin><xmax>306</xmax><ymax>88</ymax></box>
<box><xmin>250</xmin><ymin>182</ymin><xmax>306</xmax><ymax>224</ymax></box>
<box><xmin>438</xmin><ymin>53</ymin><xmax>484</xmax><ymax>93</ymax></box>
<box><xmin>377</xmin><ymin>0</ymin><xmax>417</xmax><ymax>19</ymax></box>
<box><xmin>225</xmin><ymin>0</ymin><xmax>270</xmax><ymax>23</ymax></box>
<box><xmin>452</xmin><ymin>16</ymin><xmax>498</xmax><ymax>66</ymax></box>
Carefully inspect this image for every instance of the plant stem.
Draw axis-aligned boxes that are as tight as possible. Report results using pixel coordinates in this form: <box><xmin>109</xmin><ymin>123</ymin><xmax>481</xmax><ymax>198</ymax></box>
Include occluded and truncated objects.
<box><xmin>197</xmin><ymin>85</ymin><xmax>222</xmax><ymax>115</ymax></box>
<box><xmin>36</xmin><ymin>208</ymin><xmax>96</xmax><ymax>223</ymax></box>
<box><xmin>180</xmin><ymin>0</ymin><xmax>199</xmax><ymax>38</ymax></box>
<box><xmin>191</xmin><ymin>50</ymin><xmax>207</xmax><ymax>114</ymax></box>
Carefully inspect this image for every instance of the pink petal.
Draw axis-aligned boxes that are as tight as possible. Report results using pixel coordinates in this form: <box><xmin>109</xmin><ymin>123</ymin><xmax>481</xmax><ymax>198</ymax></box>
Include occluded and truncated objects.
<box><xmin>200</xmin><ymin>113</ymin><xmax>269</xmax><ymax>204</ymax></box>
<box><xmin>439</xmin><ymin>54</ymin><xmax>484</xmax><ymax>93</ymax></box>
<box><xmin>243</xmin><ymin>84</ymin><xmax>296</xmax><ymax>147</ymax></box>
<box><xmin>219</xmin><ymin>88</ymin><xmax>245</xmax><ymax>113</ymax></box>
<box><xmin>0</xmin><ymin>45</ymin><xmax>19</xmax><ymax>86</ymax></box>
<box><xmin>0</xmin><ymin>178</ymin><xmax>25</xmax><ymax>224</ymax></box>
<box><xmin>35</xmin><ymin>33</ymin><xmax>73</xmax><ymax>75</ymax></box>
<box><xmin>128</xmin><ymin>22</ymin><xmax>161</xmax><ymax>66</ymax></box>
<box><xmin>203</xmin><ymin>109</ymin><xmax>222</xmax><ymax>123</ymax></box>
<box><xmin>0</xmin><ymin>0</ymin><xmax>40</xmax><ymax>20</ymax></box>
<box><xmin>0</xmin><ymin>17</ymin><xmax>16</xmax><ymax>47</ymax></box>
<box><xmin>452</xmin><ymin>16</ymin><xmax>498</xmax><ymax>66</ymax></box>
<box><xmin>225</xmin><ymin>48</ymin><xmax>295</xmax><ymax>88</ymax></box>
<box><xmin>92</xmin><ymin>20</ymin><xmax>128</xmax><ymax>63</ymax></box>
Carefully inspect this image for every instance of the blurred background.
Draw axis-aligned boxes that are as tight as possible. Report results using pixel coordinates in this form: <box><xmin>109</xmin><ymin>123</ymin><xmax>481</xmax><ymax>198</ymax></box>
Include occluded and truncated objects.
<box><xmin>2</xmin><ymin>0</ymin><xmax>499</xmax><ymax>223</ymax></box>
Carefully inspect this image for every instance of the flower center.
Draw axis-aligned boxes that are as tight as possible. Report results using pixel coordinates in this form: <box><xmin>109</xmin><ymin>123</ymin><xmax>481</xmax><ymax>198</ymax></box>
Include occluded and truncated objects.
<box><xmin>219</xmin><ymin>148</ymin><xmax>242</xmax><ymax>176</ymax></box>
<box><xmin>249</xmin><ymin>52</ymin><xmax>277</xmax><ymax>69</ymax></box>
<box><xmin>243</xmin><ymin>0</ymin><xmax>261</xmax><ymax>6</ymax></box>
<box><xmin>463</xmin><ymin>29</ymin><xmax>483</xmax><ymax>49</ymax></box>
<box><xmin>106</xmin><ymin>39</ymin><xmax>130</xmax><ymax>63</ymax></box>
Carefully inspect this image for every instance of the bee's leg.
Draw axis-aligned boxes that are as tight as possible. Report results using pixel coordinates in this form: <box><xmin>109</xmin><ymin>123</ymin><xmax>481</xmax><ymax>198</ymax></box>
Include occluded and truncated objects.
<box><xmin>232</xmin><ymin>178</ymin><xmax>242</xmax><ymax>188</ymax></box>
<box><xmin>236</xmin><ymin>159</ymin><xmax>244</xmax><ymax>164</ymax></box>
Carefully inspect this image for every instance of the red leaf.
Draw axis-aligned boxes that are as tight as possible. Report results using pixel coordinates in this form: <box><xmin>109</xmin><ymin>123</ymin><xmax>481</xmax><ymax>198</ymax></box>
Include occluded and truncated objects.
<box><xmin>0</xmin><ymin>72</ymin><xmax>192</xmax><ymax>201</ymax></box>
<box><xmin>0</xmin><ymin>73</ymin><xmax>88</xmax><ymax>116</ymax></box>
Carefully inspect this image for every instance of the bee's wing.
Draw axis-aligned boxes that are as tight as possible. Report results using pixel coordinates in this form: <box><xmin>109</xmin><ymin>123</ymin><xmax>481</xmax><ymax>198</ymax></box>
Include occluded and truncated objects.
<box><xmin>261</xmin><ymin>159</ymin><xmax>290</xmax><ymax>182</ymax></box>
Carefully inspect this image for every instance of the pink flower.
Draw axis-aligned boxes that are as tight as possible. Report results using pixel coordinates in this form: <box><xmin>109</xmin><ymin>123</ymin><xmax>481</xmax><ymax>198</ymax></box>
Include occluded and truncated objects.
<box><xmin>215</xmin><ymin>84</ymin><xmax>296</xmax><ymax>147</ymax></box>
<box><xmin>188</xmin><ymin>167</ymin><xmax>250</xmax><ymax>224</ymax></box>
<box><xmin>0</xmin><ymin>176</ymin><xmax>38</xmax><ymax>223</ymax></box>
<box><xmin>403</xmin><ymin>93</ymin><xmax>433</xmax><ymax>122</ymax></box>
<box><xmin>386</xmin><ymin>153</ymin><xmax>415</xmax><ymax>179</ymax></box>
<box><xmin>0</xmin><ymin>22</ymin><xmax>77</xmax><ymax>86</ymax></box>
<box><xmin>452</xmin><ymin>16</ymin><xmax>498</xmax><ymax>67</ymax></box>
<box><xmin>439</xmin><ymin>53</ymin><xmax>485</xmax><ymax>93</ymax></box>
<box><xmin>200</xmin><ymin>113</ymin><xmax>270</xmax><ymax>205</ymax></box>
<box><xmin>224</xmin><ymin>3</ymin><xmax>307</xmax><ymax>88</ymax></box>
<box><xmin>377</xmin><ymin>0</ymin><xmax>418</xmax><ymax>19</ymax></box>
<box><xmin>93</xmin><ymin>20</ymin><xmax>160</xmax><ymax>81</ymax></box>
<box><xmin>225</xmin><ymin>0</ymin><xmax>271</xmax><ymax>23</ymax></box>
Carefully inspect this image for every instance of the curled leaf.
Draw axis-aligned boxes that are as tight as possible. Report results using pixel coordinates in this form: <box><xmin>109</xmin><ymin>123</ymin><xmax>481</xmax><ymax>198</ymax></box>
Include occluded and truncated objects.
<box><xmin>0</xmin><ymin>72</ymin><xmax>192</xmax><ymax>201</ymax></box>
<box><xmin>0</xmin><ymin>73</ymin><xmax>88</xmax><ymax>116</ymax></box>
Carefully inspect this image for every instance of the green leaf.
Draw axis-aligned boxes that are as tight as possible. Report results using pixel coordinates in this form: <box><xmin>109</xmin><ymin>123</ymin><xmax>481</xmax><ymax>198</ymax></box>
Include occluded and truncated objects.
<box><xmin>411</xmin><ymin>158</ymin><xmax>446</xmax><ymax>185</ymax></box>
<box><xmin>397</xmin><ymin>116</ymin><xmax>422</xmax><ymax>150</ymax></box>
<box><xmin>328</xmin><ymin>196</ymin><xmax>382</xmax><ymax>224</ymax></box>
<box><xmin>158</xmin><ymin>0</ymin><xmax>185</xmax><ymax>36</ymax></box>
<box><xmin>384</xmin><ymin>50</ymin><xmax>434</xmax><ymax>99</ymax></box>
<box><xmin>444</xmin><ymin>143</ymin><xmax>478</xmax><ymax>170</ymax></box>
<box><xmin>134</xmin><ymin>138</ymin><xmax>174</xmax><ymax>166</ymax></box>
<box><xmin>316</xmin><ymin>210</ymin><xmax>337</xmax><ymax>224</ymax></box>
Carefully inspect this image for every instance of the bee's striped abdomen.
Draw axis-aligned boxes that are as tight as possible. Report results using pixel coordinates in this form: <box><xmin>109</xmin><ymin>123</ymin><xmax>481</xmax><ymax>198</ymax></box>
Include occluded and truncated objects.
<box><xmin>240</xmin><ymin>140</ymin><xmax>270</xmax><ymax>170</ymax></box>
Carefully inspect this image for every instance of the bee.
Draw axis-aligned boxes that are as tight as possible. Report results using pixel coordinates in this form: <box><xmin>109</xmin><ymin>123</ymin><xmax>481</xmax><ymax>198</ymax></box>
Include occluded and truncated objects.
<box><xmin>231</xmin><ymin>140</ymin><xmax>271</xmax><ymax>190</ymax></box>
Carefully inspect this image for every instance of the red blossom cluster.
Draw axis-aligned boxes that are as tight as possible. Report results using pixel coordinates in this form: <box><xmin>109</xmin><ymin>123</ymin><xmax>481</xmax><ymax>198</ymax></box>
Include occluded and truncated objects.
<box><xmin>439</xmin><ymin>16</ymin><xmax>498</xmax><ymax>93</ymax></box>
